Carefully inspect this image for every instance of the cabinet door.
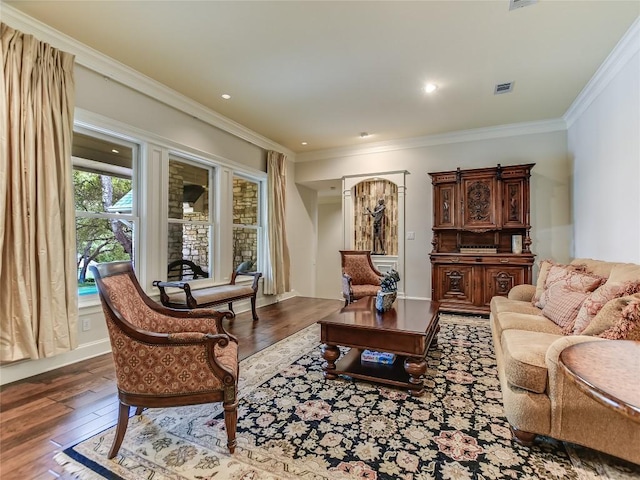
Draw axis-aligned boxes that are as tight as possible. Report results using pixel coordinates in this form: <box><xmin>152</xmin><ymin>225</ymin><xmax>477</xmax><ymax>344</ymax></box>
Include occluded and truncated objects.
<box><xmin>434</xmin><ymin>264</ymin><xmax>475</xmax><ymax>307</ymax></box>
<box><xmin>461</xmin><ymin>173</ymin><xmax>499</xmax><ymax>229</ymax></box>
<box><xmin>483</xmin><ymin>266</ymin><xmax>526</xmax><ymax>307</ymax></box>
<box><xmin>502</xmin><ymin>179</ymin><xmax>526</xmax><ymax>228</ymax></box>
<box><xmin>434</xmin><ymin>183</ymin><xmax>457</xmax><ymax>228</ymax></box>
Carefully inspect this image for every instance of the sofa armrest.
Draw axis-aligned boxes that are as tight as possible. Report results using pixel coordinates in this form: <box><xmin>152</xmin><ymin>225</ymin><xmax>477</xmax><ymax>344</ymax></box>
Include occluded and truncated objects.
<box><xmin>545</xmin><ymin>335</ymin><xmax>606</xmax><ymax>400</ymax></box>
<box><xmin>508</xmin><ymin>284</ymin><xmax>536</xmax><ymax>302</ymax></box>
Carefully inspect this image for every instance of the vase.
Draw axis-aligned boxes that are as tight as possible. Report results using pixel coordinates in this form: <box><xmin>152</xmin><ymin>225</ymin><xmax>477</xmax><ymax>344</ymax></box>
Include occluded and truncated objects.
<box><xmin>375</xmin><ymin>290</ymin><xmax>397</xmax><ymax>312</ymax></box>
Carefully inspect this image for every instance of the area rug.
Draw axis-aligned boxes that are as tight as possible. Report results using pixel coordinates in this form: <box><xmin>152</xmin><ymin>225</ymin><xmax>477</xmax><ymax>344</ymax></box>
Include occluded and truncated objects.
<box><xmin>55</xmin><ymin>314</ymin><xmax>640</xmax><ymax>480</ymax></box>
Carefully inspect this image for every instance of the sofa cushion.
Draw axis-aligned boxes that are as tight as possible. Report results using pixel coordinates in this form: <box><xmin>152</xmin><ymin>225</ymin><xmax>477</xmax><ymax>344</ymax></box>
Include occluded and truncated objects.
<box><xmin>491</xmin><ymin>296</ymin><xmax>541</xmax><ymax>316</ymax></box>
<box><xmin>492</xmin><ymin>311</ymin><xmax>562</xmax><ymax>341</ymax></box>
<box><xmin>541</xmin><ymin>287</ymin><xmax>589</xmax><ymax>331</ymax></box>
<box><xmin>534</xmin><ymin>265</ymin><xmax>604</xmax><ymax>310</ymax></box>
<box><xmin>501</xmin><ymin>330</ymin><xmax>560</xmax><ymax>394</ymax></box>
<box><xmin>570</xmin><ymin>258</ymin><xmax>619</xmax><ymax>278</ymax></box>
<box><xmin>599</xmin><ymin>297</ymin><xmax>640</xmax><ymax>340</ymax></box>
<box><xmin>572</xmin><ymin>280</ymin><xmax>640</xmax><ymax>334</ymax></box>
<box><xmin>581</xmin><ymin>292</ymin><xmax>640</xmax><ymax>337</ymax></box>
<box><xmin>531</xmin><ymin>259</ymin><xmax>555</xmax><ymax>306</ymax></box>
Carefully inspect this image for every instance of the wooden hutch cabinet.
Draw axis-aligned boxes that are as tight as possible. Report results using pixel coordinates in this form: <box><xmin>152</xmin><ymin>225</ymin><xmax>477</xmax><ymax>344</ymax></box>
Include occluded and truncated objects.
<box><xmin>429</xmin><ymin>164</ymin><xmax>535</xmax><ymax>314</ymax></box>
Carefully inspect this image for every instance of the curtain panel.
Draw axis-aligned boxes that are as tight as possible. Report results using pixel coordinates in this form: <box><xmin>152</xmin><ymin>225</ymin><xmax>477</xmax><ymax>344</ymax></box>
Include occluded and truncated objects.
<box><xmin>0</xmin><ymin>24</ymin><xmax>78</xmax><ymax>361</ymax></box>
<box><xmin>263</xmin><ymin>151</ymin><xmax>290</xmax><ymax>295</ymax></box>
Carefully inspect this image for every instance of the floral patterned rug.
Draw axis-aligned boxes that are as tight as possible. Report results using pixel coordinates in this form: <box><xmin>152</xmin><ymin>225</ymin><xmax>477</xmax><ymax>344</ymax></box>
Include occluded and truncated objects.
<box><xmin>56</xmin><ymin>314</ymin><xmax>640</xmax><ymax>479</ymax></box>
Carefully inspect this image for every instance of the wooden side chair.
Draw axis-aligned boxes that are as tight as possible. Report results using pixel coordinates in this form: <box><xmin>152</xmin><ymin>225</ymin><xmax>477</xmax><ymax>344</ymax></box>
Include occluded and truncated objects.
<box><xmin>340</xmin><ymin>250</ymin><xmax>383</xmax><ymax>306</ymax></box>
<box><xmin>90</xmin><ymin>261</ymin><xmax>239</xmax><ymax>458</ymax></box>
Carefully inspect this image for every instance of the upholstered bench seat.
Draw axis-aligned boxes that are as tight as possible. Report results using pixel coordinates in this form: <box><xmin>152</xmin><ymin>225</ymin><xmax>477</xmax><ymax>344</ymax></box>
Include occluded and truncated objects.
<box><xmin>166</xmin><ymin>284</ymin><xmax>255</xmax><ymax>307</ymax></box>
<box><xmin>154</xmin><ymin>270</ymin><xmax>262</xmax><ymax>321</ymax></box>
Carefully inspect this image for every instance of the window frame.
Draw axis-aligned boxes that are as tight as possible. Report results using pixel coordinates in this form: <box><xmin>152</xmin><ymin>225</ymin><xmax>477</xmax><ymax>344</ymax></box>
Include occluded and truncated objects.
<box><xmin>72</xmin><ymin>127</ymin><xmax>140</xmax><ymax>303</ymax></box>
<box><xmin>232</xmin><ymin>173</ymin><xmax>265</xmax><ymax>274</ymax></box>
<box><xmin>165</xmin><ymin>153</ymin><xmax>217</xmax><ymax>283</ymax></box>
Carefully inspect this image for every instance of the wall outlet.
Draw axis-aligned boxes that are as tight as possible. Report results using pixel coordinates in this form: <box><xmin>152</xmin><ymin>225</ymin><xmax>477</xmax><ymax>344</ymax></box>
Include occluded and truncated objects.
<box><xmin>82</xmin><ymin>318</ymin><xmax>91</xmax><ymax>332</ymax></box>
<box><xmin>406</xmin><ymin>231</ymin><xmax>416</xmax><ymax>240</ymax></box>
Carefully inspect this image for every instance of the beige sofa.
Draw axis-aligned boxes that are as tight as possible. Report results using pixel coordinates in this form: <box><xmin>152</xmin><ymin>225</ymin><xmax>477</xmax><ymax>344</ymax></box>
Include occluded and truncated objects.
<box><xmin>490</xmin><ymin>258</ymin><xmax>640</xmax><ymax>465</ymax></box>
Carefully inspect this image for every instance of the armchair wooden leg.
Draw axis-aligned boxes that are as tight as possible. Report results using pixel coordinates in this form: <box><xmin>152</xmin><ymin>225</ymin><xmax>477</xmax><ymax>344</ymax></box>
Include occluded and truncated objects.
<box><xmin>223</xmin><ymin>400</ymin><xmax>239</xmax><ymax>454</ymax></box>
<box><xmin>227</xmin><ymin>302</ymin><xmax>235</xmax><ymax>315</ymax></box>
<box><xmin>510</xmin><ymin>425</ymin><xmax>537</xmax><ymax>446</ymax></box>
<box><xmin>250</xmin><ymin>296</ymin><xmax>259</xmax><ymax>321</ymax></box>
<box><xmin>134</xmin><ymin>406</ymin><xmax>144</xmax><ymax>415</ymax></box>
<box><xmin>108</xmin><ymin>402</ymin><xmax>131</xmax><ymax>459</ymax></box>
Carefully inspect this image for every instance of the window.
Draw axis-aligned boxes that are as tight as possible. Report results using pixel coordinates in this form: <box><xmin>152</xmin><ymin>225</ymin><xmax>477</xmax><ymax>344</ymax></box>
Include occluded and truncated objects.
<box><xmin>233</xmin><ymin>175</ymin><xmax>261</xmax><ymax>272</ymax></box>
<box><xmin>167</xmin><ymin>157</ymin><xmax>214</xmax><ymax>280</ymax></box>
<box><xmin>72</xmin><ymin>131</ymin><xmax>138</xmax><ymax>295</ymax></box>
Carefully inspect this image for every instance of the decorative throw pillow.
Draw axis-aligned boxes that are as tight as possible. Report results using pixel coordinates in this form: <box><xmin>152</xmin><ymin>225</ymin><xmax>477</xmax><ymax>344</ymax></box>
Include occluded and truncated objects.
<box><xmin>534</xmin><ymin>265</ymin><xmax>604</xmax><ymax>310</ymax></box>
<box><xmin>599</xmin><ymin>298</ymin><xmax>640</xmax><ymax>340</ymax></box>
<box><xmin>572</xmin><ymin>280</ymin><xmax>640</xmax><ymax>335</ymax></box>
<box><xmin>541</xmin><ymin>286</ymin><xmax>589</xmax><ymax>330</ymax></box>
<box><xmin>581</xmin><ymin>293</ymin><xmax>640</xmax><ymax>337</ymax></box>
<box><xmin>531</xmin><ymin>259</ymin><xmax>555</xmax><ymax>306</ymax></box>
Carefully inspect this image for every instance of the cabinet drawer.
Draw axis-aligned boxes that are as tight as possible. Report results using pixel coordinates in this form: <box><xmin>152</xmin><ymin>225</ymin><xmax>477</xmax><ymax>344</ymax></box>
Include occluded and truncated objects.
<box><xmin>431</xmin><ymin>255</ymin><xmax>534</xmax><ymax>266</ymax></box>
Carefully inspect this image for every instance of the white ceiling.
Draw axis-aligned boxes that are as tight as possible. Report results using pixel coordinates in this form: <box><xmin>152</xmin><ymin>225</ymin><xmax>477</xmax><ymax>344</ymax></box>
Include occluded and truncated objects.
<box><xmin>6</xmin><ymin>1</ymin><xmax>639</xmax><ymax>154</ymax></box>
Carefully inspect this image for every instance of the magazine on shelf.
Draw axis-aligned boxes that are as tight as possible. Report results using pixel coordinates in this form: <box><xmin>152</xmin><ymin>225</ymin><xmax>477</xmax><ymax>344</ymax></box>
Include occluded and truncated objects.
<box><xmin>361</xmin><ymin>350</ymin><xmax>396</xmax><ymax>365</ymax></box>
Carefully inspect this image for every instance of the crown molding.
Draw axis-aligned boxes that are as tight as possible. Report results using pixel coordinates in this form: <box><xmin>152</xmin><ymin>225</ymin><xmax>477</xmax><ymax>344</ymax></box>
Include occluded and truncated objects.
<box><xmin>564</xmin><ymin>17</ymin><xmax>640</xmax><ymax>128</ymax></box>
<box><xmin>295</xmin><ymin>118</ymin><xmax>567</xmax><ymax>162</ymax></box>
<box><xmin>2</xmin><ymin>5</ymin><xmax>295</xmax><ymax>158</ymax></box>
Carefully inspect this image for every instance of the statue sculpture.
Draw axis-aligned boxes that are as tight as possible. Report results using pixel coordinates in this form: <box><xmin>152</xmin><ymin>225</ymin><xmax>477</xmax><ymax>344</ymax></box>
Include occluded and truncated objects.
<box><xmin>366</xmin><ymin>198</ymin><xmax>386</xmax><ymax>255</ymax></box>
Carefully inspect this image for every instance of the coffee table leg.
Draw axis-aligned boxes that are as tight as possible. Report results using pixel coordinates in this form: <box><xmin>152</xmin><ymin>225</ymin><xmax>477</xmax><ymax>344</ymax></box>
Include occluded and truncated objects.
<box><xmin>321</xmin><ymin>344</ymin><xmax>341</xmax><ymax>379</ymax></box>
<box><xmin>404</xmin><ymin>357</ymin><xmax>427</xmax><ymax>396</ymax></box>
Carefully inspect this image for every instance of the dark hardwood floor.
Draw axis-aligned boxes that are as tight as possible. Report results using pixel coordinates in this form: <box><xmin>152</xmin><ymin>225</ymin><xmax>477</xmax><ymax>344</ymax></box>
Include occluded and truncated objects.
<box><xmin>0</xmin><ymin>296</ymin><xmax>343</xmax><ymax>479</ymax></box>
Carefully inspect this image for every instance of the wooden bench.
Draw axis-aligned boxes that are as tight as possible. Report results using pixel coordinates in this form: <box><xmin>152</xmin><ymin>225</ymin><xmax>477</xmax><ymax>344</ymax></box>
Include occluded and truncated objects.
<box><xmin>153</xmin><ymin>260</ymin><xmax>262</xmax><ymax>321</ymax></box>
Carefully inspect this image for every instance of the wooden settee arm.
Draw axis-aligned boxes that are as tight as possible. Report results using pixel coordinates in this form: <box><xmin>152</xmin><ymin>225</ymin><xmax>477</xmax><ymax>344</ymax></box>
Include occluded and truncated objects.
<box><xmin>152</xmin><ymin>280</ymin><xmax>194</xmax><ymax>307</ymax></box>
<box><xmin>230</xmin><ymin>270</ymin><xmax>262</xmax><ymax>290</ymax></box>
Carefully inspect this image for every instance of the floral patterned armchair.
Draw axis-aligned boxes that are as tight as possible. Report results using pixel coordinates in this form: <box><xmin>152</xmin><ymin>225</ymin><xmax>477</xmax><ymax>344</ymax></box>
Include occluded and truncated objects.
<box><xmin>340</xmin><ymin>250</ymin><xmax>383</xmax><ymax>306</ymax></box>
<box><xmin>90</xmin><ymin>261</ymin><xmax>239</xmax><ymax>458</ymax></box>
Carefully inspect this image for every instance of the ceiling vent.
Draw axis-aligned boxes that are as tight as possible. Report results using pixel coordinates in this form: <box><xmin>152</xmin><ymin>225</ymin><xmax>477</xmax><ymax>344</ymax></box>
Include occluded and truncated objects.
<box><xmin>509</xmin><ymin>0</ymin><xmax>538</xmax><ymax>11</ymax></box>
<box><xmin>494</xmin><ymin>82</ymin><xmax>515</xmax><ymax>95</ymax></box>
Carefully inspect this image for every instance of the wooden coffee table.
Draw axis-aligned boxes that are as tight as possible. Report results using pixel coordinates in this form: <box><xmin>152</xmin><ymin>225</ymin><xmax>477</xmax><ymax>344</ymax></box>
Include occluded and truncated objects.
<box><xmin>559</xmin><ymin>340</ymin><xmax>640</xmax><ymax>422</ymax></box>
<box><xmin>318</xmin><ymin>296</ymin><xmax>440</xmax><ymax>396</ymax></box>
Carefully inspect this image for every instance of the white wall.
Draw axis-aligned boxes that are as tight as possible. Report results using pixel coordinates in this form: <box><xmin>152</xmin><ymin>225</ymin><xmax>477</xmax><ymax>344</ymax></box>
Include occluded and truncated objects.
<box><xmin>568</xmin><ymin>38</ymin><xmax>640</xmax><ymax>262</ymax></box>
<box><xmin>287</xmin><ymin>159</ymin><xmax>318</xmax><ymax>297</ymax></box>
<box><xmin>296</xmin><ymin>128</ymin><xmax>571</xmax><ymax>300</ymax></box>
<box><xmin>316</xmin><ymin>199</ymin><xmax>343</xmax><ymax>300</ymax></box>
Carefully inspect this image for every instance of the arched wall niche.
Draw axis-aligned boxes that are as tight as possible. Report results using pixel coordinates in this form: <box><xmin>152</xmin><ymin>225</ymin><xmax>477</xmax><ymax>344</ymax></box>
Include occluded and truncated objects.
<box><xmin>353</xmin><ymin>179</ymin><xmax>398</xmax><ymax>256</ymax></box>
<box><xmin>342</xmin><ymin>171</ymin><xmax>408</xmax><ymax>295</ymax></box>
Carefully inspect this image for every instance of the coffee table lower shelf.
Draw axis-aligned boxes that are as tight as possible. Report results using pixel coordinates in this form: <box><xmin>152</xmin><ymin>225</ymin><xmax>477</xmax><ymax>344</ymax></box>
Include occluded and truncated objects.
<box><xmin>325</xmin><ymin>348</ymin><xmax>422</xmax><ymax>392</ymax></box>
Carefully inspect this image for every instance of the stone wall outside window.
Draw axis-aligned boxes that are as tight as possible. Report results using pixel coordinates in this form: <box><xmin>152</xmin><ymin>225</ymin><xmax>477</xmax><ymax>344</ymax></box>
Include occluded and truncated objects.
<box><xmin>233</xmin><ymin>177</ymin><xmax>258</xmax><ymax>270</ymax></box>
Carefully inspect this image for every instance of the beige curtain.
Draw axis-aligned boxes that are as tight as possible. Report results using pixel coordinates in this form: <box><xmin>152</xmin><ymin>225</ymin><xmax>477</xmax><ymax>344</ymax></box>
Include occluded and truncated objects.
<box><xmin>264</xmin><ymin>151</ymin><xmax>290</xmax><ymax>295</ymax></box>
<box><xmin>0</xmin><ymin>24</ymin><xmax>78</xmax><ymax>361</ymax></box>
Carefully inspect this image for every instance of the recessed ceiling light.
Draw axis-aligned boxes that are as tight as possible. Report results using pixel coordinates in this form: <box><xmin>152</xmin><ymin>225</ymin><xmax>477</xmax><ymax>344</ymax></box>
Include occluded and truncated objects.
<box><xmin>111</xmin><ymin>149</ymin><xmax>119</xmax><ymax>154</ymax></box>
<box><xmin>221</xmin><ymin>94</ymin><xmax>231</xmax><ymax>100</ymax></box>
<box><xmin>424</xmin><ymin>83</ymin><xmax>438</xmax><ymax>94</ymax></box>
<box><xmin>301</xmin><ymin>141</ymin><xmax>308</xmax><ymax>146</ymax></box>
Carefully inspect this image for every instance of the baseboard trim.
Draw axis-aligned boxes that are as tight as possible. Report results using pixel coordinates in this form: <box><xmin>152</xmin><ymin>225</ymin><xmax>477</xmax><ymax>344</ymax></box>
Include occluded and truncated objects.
<box><xmin>0</xmin><ymin>339</ymin><xmax>112</xmax><ymax>386</ymax></box>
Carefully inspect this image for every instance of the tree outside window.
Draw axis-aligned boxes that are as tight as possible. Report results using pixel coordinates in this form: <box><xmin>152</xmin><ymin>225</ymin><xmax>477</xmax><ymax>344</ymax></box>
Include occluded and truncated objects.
<box><xmin>72</xmin><ymin>131</ymin><xmax>137</xmax><ymax>295</ymax></box>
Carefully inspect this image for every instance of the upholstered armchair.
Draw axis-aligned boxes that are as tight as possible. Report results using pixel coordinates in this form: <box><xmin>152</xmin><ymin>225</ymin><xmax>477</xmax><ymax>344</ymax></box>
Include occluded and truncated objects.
<box><xmin>90</xmin><ymin>261</ymin><xmax>239</xmax><ymax>459</ymax></box>
<box><xmin>340</xmin><ymin>250</ymin><xmax>383</xmax><ymax>306</ymax></box>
